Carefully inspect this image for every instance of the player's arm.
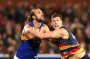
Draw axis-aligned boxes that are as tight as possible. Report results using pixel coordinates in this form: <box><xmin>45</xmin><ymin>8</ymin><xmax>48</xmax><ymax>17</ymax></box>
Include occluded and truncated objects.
<box><xmin>27</xmin><ymin>29</ymin><xmax>60</xmax><ymax>39</ymax></box>
<box><xmin>28</xmin><ymin>28</ymin><xmax>68</xmax><ymax>40</ymax></box>
<box><xmin>27</xmin><ymin>24</ymin><xmax>50</xmax><ymax>39</ymax></box>
<box><xmin>42</xmin><ymin>24</ymin><xmax>50</xmax><ymax>34</ymax></box>
<box><xmin>41</xmin><ymin>28</ymin><xmax>69</xmax><ymax>39</ymax></box>
<box><xmin>41</xmin><ymin>24</ymin><xmax>51</xmax><ymax>40</ymax></box>
<box><xmin>39</xmin><ymin>29</ymin><xmax>63</xmax><ymax>39</ymax></box>
<box><xmin>43</xmin><ymin>29</ymin><xmax>69</xmax><ymax>39</ymax></box>
<box><xmin>22</xmin><ymin>24</ymin><xmax>35</xmax><ymax>39</ymax></box>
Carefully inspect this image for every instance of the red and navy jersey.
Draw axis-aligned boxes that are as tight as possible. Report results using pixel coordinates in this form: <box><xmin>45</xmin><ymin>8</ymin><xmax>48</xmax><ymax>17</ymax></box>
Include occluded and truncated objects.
<box><xmin>54</xmin><ymin>25</ymin><xmax>84</xmax><ymax>59</ymax></box>
<box><xmin>16</xmin><ymin>22</ymin><xmax>43</xmax><ymax>59</ymax></box>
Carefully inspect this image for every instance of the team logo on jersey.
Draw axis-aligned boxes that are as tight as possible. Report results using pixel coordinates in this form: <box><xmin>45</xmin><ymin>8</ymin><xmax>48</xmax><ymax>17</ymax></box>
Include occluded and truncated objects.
<box><xmin>63</xmin><ymin>51</ymin><xmax>68</xmax><ymax>55</ymax></box>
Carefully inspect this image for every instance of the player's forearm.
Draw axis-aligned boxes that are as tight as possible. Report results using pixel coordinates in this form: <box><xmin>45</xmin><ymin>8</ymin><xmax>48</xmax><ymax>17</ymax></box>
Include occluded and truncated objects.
<box><xmin>22</xmin><ymin>30</ymin><xmax>33</xmax><ymax>39</ymax></box>
<box><xmin>40</xmin><ymin>31</ymin><xmax>58</xmax><ymax>39</ymax></box>
<box><xmin>28</xmin><ymin>30</ymin><xmax>52</xmax><ymax>39</ymax></box>
<box><xmin>28</xmin><ymin>29</ymin><xmax>43</xmax><ymax>39</ymax></box>
<box><xmin>25</xmin><ymin>33</ymin><xmax>34</xmax><ymax>39</ymax></box>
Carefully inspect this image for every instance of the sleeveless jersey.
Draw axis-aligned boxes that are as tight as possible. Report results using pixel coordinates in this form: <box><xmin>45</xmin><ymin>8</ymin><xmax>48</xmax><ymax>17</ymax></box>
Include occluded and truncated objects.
<box><xmin>16</xmin><ymin>22</ymin><xmax>43</xmax><ymax>59</ymax></box>
<box><xmin>53</xmin><ymin>25</ymin><xmax>84</xmax><ymax>59</ymax></box>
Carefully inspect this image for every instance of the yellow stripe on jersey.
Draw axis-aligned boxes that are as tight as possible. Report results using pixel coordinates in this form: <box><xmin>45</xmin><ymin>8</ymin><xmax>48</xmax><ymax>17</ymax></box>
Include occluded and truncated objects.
<box><xmin>60</xmin><ymin>48</ymin><xmax>84</xmax><ymax>59</ymax></box>
<box><xmin>59</xmin><ymin>44</ymin><xmax>79</xmax><ymax>50</ymax></box>
<box><xmin>73</xmin><ymin>48</ymin><xmax>84</xmax><ymax>54</ymax></box>
<box><xmin>21</xmin><ymin>35</ymin><xmax>28</xmax><ymax>40</ymax></box>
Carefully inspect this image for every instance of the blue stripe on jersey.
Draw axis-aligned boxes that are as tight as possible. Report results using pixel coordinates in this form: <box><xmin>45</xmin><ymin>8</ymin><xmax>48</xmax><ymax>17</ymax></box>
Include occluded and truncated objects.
<box><xmin>29</xmin><ymin>22</ymin><xmax>34</xmax><ymax>27</ymax></box>
<box><xmin>29</xmin><ymin>22</ymin><xmax>44</xmax><ymax>31</ymax></box>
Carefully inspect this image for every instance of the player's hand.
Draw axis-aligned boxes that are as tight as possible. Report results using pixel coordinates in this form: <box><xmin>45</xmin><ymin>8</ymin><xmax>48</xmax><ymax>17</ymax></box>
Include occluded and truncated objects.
<box><xmin>29</xmin><ymin>34</ymin><xmax>35</xmax><ymax>39</ymax></box>
<box><xmin>22</xmin><ymin>29</ymin><xmax>30</xmax><ymax>35</ymax></box>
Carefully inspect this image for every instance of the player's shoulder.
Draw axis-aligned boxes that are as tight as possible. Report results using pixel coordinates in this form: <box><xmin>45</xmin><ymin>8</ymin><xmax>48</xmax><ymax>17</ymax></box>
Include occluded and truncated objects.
<box><xmin>42</xmin><ymin>23</ymin><xmax>48</xmax><ymax>27</ymax></box>
<box><xmin>60</xmin><ymin>28</ymin><xmax>67</xmax><ymax>33</ymax></box>
<box><xmin>41</xmin><ymin>23</ymin><xmax>50</xmax><ymax>32</ymax></box>
<box><xmin>24</xmin><ymin>23</ymin><xmax>31</xmax><ymax>28</ymax></box>
<box><xmin>42</xmin><ymin>23</ymin><xmax>47</xmax><ymax>26</ymax></box>
<box><xmin>60</xmin><ymin>27</ymin><xmax>69</xmax><ymax>36</ymax></box>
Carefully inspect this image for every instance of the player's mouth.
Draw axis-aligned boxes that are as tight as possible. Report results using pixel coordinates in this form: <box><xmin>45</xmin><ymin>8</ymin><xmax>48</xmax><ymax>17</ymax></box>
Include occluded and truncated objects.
<box><xmin>54</xmin><ymin>25</ymin><xmax>59</xmax><ymax>27</ymax></box>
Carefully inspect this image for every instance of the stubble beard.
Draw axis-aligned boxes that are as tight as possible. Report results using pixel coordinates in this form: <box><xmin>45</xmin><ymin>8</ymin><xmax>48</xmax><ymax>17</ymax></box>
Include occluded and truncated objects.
<box><xmin>36</xmin><ymin>17</ymin><xmax>45</xmax><ymax>23</ymax></box>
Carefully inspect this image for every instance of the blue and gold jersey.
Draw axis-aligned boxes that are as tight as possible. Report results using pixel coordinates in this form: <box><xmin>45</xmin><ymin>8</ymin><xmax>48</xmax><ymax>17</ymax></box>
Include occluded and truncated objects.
<box><xmin>16</xmin><ymin>22</ymin><xmax>43</xmax><ymax>59</ymax></box>
<box><xmin>53</xmin><ymin>25</ymin><xmax>84</xmax><ymax>59</ymax></box>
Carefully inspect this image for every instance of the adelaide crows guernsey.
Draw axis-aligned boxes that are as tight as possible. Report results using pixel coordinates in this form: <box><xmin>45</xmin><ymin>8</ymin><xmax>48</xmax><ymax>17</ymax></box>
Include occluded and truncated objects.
<box><xmin>16</xmin><ymin>22</ymin><xmax>43</xmax><ymax>59</ymax></box>
<box><xmin>53</xmin><ymin>25</ymin><xmax>84</xmax><ymax>59</ymax></box>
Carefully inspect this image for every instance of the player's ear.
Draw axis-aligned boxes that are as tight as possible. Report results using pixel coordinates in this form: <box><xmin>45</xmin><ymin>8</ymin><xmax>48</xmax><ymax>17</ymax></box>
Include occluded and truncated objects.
<box><xmin>51</xmin><ymin>22</ymin><xmax>52</xmax><ymax>26</ymax></box>
<box><xmin>32</xmin><ymin>16</ymin><xmax>36</xmax><ymax>19</ymax></box>
<box><xmin>50</xmin><ymin>18</ymin><xmax>53</xmax><ymax>25</ymax></box>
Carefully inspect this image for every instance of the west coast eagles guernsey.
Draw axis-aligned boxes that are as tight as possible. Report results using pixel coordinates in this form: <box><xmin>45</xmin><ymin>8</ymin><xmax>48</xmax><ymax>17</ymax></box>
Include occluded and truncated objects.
<box><xmin>16</xmin><ymin>22</ymin><xmax>43</xmax><ymax>59</ymax></box>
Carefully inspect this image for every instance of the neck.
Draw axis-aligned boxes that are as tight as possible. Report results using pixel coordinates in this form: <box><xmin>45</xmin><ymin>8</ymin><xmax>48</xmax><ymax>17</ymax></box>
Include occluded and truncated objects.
<box><xmin>54</xmin><ymin>27</ymin><xmax>60</xmax><ymax>30</ymax></box>
<box><xmin>33</xmin><ymin>19</ymin><xmax>41</xmax><ymax>29</ymax></box>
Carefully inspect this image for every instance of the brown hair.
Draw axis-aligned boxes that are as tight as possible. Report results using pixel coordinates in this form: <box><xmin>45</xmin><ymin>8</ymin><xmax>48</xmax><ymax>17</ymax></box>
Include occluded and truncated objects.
<box><xmin>51</xmin><ymin>13</ymin><xmax>60</xmax><ymax>19</ymax></box>
<box><xmin>27</xmin><ymin>7</ymin><xmax>39</xmax><ymax>22</ymax></box>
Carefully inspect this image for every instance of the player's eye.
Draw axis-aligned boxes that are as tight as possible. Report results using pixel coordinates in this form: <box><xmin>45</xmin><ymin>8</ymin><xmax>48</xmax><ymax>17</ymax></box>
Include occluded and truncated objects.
<box><xmin>37</xmin><ymin>11</ymin><xmax>40</xmax><ymax>14</ymax></box>
<box><xmin>52</xmin><ymin>20</ymin><xmax>55</xmax><ymax>22</ymax></box>
<box><xmin>57</xmin><ymin>19</ymin><xmax>59</xmax><ymax>21</ymax></box>
<box><xmin>38</xmin><ymin>11</ymin><xmax>40</xmax><ymax>14</ymax></box>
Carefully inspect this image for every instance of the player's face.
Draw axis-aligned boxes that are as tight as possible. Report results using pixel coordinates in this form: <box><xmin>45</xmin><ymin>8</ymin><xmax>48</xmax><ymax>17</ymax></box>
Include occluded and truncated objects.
<box><xmin>51</xmin><ymin>17</ymin><xmax>62</xmax><ymax>29</ymax></box>
<box><xmin>34</xmin><ymin>9</ymin><xmax>44</xmax><ymax>22</ymax></box>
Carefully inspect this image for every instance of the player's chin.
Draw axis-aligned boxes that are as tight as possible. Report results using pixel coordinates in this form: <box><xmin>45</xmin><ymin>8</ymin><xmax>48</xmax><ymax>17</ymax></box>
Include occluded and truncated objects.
<box><xmin>54</xmin><ymin>27</ymin><xmax>60</xmax><ymax>29</ymax></box>
<box><xmin>37</xmin><ymin>20</ymin><xmax>44</xmax><ymax>22</ymax></box>
<box><xmin>41</xmin><ymin>18</ymin><xmax>45</xmax><ymax>22</ymax></box>
<box><xmin>41</xmin><ymin>18</ymin><xmax>44</xmax><ymax>21</ymax></box>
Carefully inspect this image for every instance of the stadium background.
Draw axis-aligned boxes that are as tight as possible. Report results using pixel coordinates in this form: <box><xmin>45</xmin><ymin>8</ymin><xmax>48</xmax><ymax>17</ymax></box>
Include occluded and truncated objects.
<box><xmin>0</xmin><ymin>0</ymin><xmax>90</xmax><ymax>59</ymax></box>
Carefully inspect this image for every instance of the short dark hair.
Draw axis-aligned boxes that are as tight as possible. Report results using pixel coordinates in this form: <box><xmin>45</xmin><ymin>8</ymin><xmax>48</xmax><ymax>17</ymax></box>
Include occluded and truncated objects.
<box><xmin>51</xmin><ymin>13</ymin><xmax>60</xmax><ymax>19</ymax></box>
<box><xmin>27</xmin><ymin>8</ymin><xmax>39</xmax><ymax>22</ymax></box>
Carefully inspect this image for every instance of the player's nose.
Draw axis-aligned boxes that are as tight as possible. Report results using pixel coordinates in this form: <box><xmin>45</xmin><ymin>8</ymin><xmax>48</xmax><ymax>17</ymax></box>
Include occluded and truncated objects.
<box><xmin>41</xmin><ymin>14</ymin><xmax>44</xmax><ymax>17</ymax></box>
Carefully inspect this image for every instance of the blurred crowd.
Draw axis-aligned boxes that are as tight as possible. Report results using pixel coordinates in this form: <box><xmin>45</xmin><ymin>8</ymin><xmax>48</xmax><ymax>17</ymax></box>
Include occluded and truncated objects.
<box><xmin>0</xmin><ymin>0</ymin><xmax>90</xmax><ymax>59</ymax></box>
